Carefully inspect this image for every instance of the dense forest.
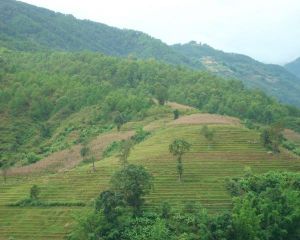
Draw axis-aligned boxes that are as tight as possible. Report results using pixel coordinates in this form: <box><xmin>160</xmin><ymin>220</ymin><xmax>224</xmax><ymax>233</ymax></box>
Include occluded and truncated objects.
<box><xmin>1</xmin><ymin>49</ymin><xmax>300</xmax><ymax>168</ymax></box>
<box><xmin>1</xmin><ymin>0</ymin><xmax>300</xmax><ymax>107</ymax></box>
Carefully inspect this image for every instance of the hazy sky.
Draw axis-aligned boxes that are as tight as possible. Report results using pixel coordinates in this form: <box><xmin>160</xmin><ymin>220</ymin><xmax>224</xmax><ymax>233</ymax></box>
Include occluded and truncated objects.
<box><xmin>21</xmin><ymin>0</ymin><xmax>300</xmax><ymax>64</ymax></box>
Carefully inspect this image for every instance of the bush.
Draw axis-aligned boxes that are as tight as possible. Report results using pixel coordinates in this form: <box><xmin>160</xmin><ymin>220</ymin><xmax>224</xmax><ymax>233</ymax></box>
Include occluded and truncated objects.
<box><xmin>131</xmin><ymin>128</ymin><xmax>151</xmax><ymax>144</ymax></box>
<box><xmin>103</xmin><ymin>141</ymin><xmax>123</xmax><ymax>158</ymax></box>
<box><xmin>26</xmin><ymin>152</ymin><xmax>41</xmax><ymax>164</ymax></box>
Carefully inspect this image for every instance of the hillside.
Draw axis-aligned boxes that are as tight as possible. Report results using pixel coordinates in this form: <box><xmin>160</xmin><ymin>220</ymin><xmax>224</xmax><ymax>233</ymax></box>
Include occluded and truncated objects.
<box><xmin>0</xmin><ymin>0</ymin><xmax>198</xmax><ymax>68</ymax></box>
<box><xmin>172</xmin><ymin>42</ymin><xmax>300</xmax><ymax>106</ymax></box>
<box><xmin>285</xmin><ymin>57</ymin><xmax>300</xmax><ymax>78</ymax></box>
<box><xmin>1</xmin><ymin>49</ymin><xmax>300</xmax><ymax>169</ymax></box>
<box><xmin>1</xmin><ymin>1</ymin><xmax>300</xmax><ymax>106</ymax></box>
<box><xmin>1</xmin><ymin>109</ymin><xmax>300</xmax><ymax>239</ymax></box>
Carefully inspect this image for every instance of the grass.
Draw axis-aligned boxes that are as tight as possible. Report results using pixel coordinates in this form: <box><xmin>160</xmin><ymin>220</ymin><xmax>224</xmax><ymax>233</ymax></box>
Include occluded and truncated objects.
<box><xmin>1</xmin><ymin>115</ymin><xmax>300</xmax><ymax>239</ymax></box>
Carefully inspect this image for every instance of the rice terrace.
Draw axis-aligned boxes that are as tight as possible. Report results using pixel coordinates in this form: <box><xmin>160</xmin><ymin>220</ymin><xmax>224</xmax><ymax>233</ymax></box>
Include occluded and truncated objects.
<box><xmin>1</xmin><ymin>0</ymin><xmax>300</xmax><ymax>239</ymax></box>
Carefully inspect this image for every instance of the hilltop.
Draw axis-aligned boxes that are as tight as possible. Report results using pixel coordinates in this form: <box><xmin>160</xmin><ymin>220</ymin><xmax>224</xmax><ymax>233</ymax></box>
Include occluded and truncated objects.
<box><xmin>1</xmin><ymin>0</ymin><xmax>300</xmax><ymax>106</ymax></box>
<box><xmin>285</xmin><ymin>57</ymin><xmax>300</xmax><ymax>78</ymax></box>
<box><xmin>172</xmin><ymin>42</ymin><xmax>300</xmax><ymax>106</ymax></box>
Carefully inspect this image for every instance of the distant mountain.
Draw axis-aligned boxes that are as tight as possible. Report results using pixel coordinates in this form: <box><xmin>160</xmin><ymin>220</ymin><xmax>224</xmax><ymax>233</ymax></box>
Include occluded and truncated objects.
<box><xmin>172</xmin><ymin>42</ymin><xmax>300</xmax><ymax>107</ymax></box>
<box><xmin>0</xmin><ymin>0</ymin><xmax>199</xmax><ymax>68</ymax></box>
<box><xmin>1</xmin><ymin>0</ymin><xmax>300</xmax><ymax>106</ymax></box>
<box><xmin>285</xmin><ymin>57</ymin><xmax>300</xmax><ymax>78</ymax></box>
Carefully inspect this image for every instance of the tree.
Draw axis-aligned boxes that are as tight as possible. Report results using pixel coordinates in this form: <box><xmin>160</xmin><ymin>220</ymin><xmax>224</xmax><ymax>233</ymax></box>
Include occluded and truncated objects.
<box><xmin>154</xmin><ymin>84</ymin><xmax>168</xmax><ymax>105</ymax></box>
<box><xmin>1</xmin><ymin>159</ymin><xmax>10</xmax><ymax>184</ymax></box>
<box><xmin>30</xmin><ymin>185</ymin><xmax>40</xmax><ymax>200</ymax></box>
<box><xmin>118</xmin><ymin>140</ymin><xmax>133</xmax><ymax>167</ymax></box>
<box><xmin>201</xmin><ymin>125</ymin><xmax>215</xmax><ymax>142</ymax></box>
<box><xmin>260</xmin><ymin>123</ymin><xmax>283</xmax><ymax>153</ymax></box>
<box><xmin>111</xmin><ymin>164</ymin><xmax>153</xmax><ymax>215</ymax></box>
<box><xmin>80</xmin><ymin>144</ymin><xmax>90</xmax><ymax>159</ymax></box>
<box><xmin>114</xmin><ymin>112</ymin><xmax>126</xmax><ymax>131</ymax></box>
<box><xmin>80</xmin><ymin>142</ymin><xmax>96</xmax><ymax>171</ymax></box>
<box><xmin>169</xmin><ymin>139</ymin><xmax>191</xmax><ymax>182</ymax></box>
<box><xmin>95</xmin><ymin>190</ymin><xmax>125</xmax><ymax>222</ymax></box>
<box><xmin>173</xmin><ymin>109</ymin><xmax>180</xmax><ymax>120</ymax></box>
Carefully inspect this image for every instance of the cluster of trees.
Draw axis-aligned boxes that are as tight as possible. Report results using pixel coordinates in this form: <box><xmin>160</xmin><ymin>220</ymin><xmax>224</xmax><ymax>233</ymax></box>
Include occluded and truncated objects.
<box><xmin>69</xmin><ymin>169</ymin><xmax>300</xmax><ymax>240</ymax></box>
<box><xmin>1</xmin><ymin>50</ymin><xmax>300</xmax><ymax>167</ymax></box>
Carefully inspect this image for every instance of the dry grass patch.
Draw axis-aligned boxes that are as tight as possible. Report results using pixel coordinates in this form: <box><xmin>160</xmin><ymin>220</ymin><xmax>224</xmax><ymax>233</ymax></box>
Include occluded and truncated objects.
<box><xmin>170</xmin><ymin>113</ymin><xmax>240</xmax><ymax>126</ymax></box>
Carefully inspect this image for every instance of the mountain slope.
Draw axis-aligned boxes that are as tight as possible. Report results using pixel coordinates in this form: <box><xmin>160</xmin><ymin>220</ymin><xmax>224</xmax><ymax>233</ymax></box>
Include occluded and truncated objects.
<box><xmin>285</xmin><ymin>57</ymin><xmax>300</xmax><ymax>78</ymax></box>
<box><xmin>1</xmin><ymin>112</ymin><xmax>300</xmax><ymax>239</ymax></box>
<box><xmin>1</xmin><ymin>1</ymin><xmax>300</xmax><ymax>106</ymax></box>
<box><xmin>172</xmin><ymin>42</ymin><xmax>300</xmax><ymax>106</ymax></box>
<box><xmin>0</xmin><ymin>0</ymin><xmax>198</xmax><ymax>68</ymax></box>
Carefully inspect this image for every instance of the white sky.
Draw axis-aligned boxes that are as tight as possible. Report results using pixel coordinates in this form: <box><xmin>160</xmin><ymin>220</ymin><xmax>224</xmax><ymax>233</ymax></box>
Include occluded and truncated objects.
<box><xmin>20</xmin><ymin>0</ymin><xmax>300</xmax><ymax>64</ymax></box>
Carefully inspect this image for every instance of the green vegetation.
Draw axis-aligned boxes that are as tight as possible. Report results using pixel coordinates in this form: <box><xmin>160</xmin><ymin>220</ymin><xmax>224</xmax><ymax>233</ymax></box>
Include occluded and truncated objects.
<box><xmin>1</xmin><ymin>0</ymin><xmax>300</xmax><ymax>107</ymax></box>
<box><xmin>69</xmin><ymin>171</ymin><xmax>300</xmax><ymax>240</ymax></box>
<box><xmin>169</xmin><ymin>139</ymin><xmax>191</xmax><ymax>182</ymax></box>
<box><xmin>1</xmin><ymin>121</ymin><xmax>300</xmax><ymax>239</ymax></box>
<box><xmin>1</xmin><ymin>2</ymin><xmax>300</xmax><ymax>238</ymax></box>
<box><xmin>1</xmin><ymin>50</ymin><xmax>300</xmax><ymax>168</ymax></box>
<box><xmin>172</xmin><ymin>42</ymin><xmax>300</xmax><ymax>106</ymax></box>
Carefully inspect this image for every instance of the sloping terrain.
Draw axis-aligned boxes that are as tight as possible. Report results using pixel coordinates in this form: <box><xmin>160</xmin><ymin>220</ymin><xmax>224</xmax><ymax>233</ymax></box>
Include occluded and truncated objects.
<box><xmin>285</xmin><ymin>57</ymin><xmax>300</xmax><ymax>78</ymax></box>
<box><xmin>0</xmin><ymin>0</ymin><xmax>197</xmax><ymax>68</ymax></box>
<box><xmin>172</xmin><ymin>42</ymin><xmax>300</xmax><ymax>106</ymax></box>
<box><xmin>1</xmin><ymin>1</ymin><xmax>300</xmax><ymax>106</ymax></box>
<box><xmin>1</xmin><ymin>111</ymin><xmax>300</xmax><ymax>239</ymax></box>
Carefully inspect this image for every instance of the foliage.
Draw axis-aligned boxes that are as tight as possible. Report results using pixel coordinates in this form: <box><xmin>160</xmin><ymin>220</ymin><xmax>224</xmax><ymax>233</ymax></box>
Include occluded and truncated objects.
<box><xmin>260</xmin><ymin>123</ymin><xmax>283</xmax><ymax>153</ymax></box>
<box><xmin>173</xmin><ymin>109</ymin><xmax>180</xmax><ymax>120</ymax></box>
<box><xmin>1</xmin><ymin>50</ymin><xmax>300</xmax><ymax>167</ymax></box>
<box><xmin>111</xmin><ymin>164</ymin><xmax>153</xmax><ymax>214</ymax></box>
<box><xmin>30</xmin><ymin>185</ymin><xmax>40</xmax><ymax>200</ymax></box>
<box><xmin>118</xmin><ymin>140</ymin><xmax>133</xmax><ymax>167</ymax></box>
<box><xmin>103</xmin><ymin>141</ymin><xmax>123</xmax><ymax>158</ymax></box>
<box><xmin>201</xmin><ymin>125</ymin><xmax>215</xmax><ymax>142</ymax></box>
<box><xmin>155</xmin><ymin>84</ymin><xmax>168</xmax><ymax>105</ymax></box>
<box><xmin>282</xmin><ymin>140</ymin><xmax>300</xmax><ymax>156</ymax></box>
<box><xmin>131</xmin><ymin>128</ymin><xmax>151</xmax><ymax>144</ymax></box>
<box><xmin>70</xmin><ymin>171</ymin><xmax>300</xmax><ymax>240</ymax></box>
<box><xmin>169</xmin><ymin>139</ymin><xmax>191</xmax><ymax>182</ymax></box>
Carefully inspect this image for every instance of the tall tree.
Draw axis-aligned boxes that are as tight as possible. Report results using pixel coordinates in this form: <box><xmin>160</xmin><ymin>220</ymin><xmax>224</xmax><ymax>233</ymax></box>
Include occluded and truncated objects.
<box><xmin>154</xmin><ymin>84</ymin><xmax>168</xmax><ymax>105</ymax></box>
<box><xmin>169</xmin><ymin>139</ymin><xmax>191</xmax><ymax>182</ymax></box>
<box><xmin>111</xmin><ymin>164</ymin><xmax>153</xmax><ymax>215</ymax></box>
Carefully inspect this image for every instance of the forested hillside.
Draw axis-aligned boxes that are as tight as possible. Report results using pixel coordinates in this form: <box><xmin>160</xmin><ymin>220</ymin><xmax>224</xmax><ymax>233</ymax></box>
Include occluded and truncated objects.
<box><xmin>285</xmin><ymin>57</ymin><xmax>300</xmax><ymax>78</ymax></box>
<box><xmin>172</xmin><ymin>42</ymin><xmax>300</xmax><ymax>106</ymax></box>
<box><xmin>0</xmin><ymin>0</ymin><xmax>197</xmax><ymax>68</ymax></box>
<box><xmin>1</xmin><ymin>49</ymin><xmax>300</xmax><ymax>168</ymax></box>
<box><xmin>1</xmin><ymin>0</ymin><xmax>300</xmax><ymax>106</ymax></box>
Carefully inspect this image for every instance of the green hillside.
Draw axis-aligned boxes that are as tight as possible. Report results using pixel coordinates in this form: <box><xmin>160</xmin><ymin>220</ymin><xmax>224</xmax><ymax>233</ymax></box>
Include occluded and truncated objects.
<box><xmin>1</xmin><ymin>49</ymin><xmax>300</xmax><ymax>168</ymax></box>
<box><xmin>0</xmin><ymin>0</ymin><xmax>197</xmax><ymax>68</ymax></box>
<box><xmin>172</xmin><ymin>42</ymin><xmax>300</xmax><ymax>106</ymax></box>
<box><xmin>1</xmin><ymin>0</ymin><xmax>300</xmax><ymax>106</ymax></box>
<box><xmin>285</xmin><ymin>57</ymin><xmax>300</xmax><ymax>78</ymax></box>
<box><xmin>1</xmin><ymin>110</ymin><xmax>300</xmax><ymax>239</ymax></box>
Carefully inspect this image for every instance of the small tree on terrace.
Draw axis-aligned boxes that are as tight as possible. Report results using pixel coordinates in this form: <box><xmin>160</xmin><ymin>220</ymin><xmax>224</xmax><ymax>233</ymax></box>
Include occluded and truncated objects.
<box><xmin>30</xmin><ymin>185</ymin><xmax>40</xmax><ymax>200</ymax></box>
<box><xmin>118</xmin><ymin>140</ymin><xmax>133</xmax><ymax>167</ymax></box>
<box><xmin>201</xmin><ymin>125</ymin><xmax>215</xmax><ymax>147</ymax></box>
<box><xmin>1</xmin><ymin>159</ymin><xmax>10</xmax><ymax>184</ymax></box>
<box><xmin>169</xmin><ymin>139</ymin><xmax>191</xmax><ymax>182</ymax></box>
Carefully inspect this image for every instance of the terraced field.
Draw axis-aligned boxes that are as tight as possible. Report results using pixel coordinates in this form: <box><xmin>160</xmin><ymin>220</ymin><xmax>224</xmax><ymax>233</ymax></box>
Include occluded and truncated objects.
<box><xmin>1</xmin><ymin>116</ymin><xmax>300</xmax><ymax>239</ymax></box>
